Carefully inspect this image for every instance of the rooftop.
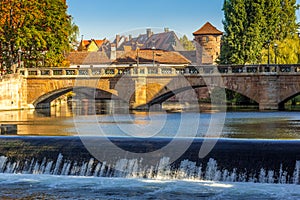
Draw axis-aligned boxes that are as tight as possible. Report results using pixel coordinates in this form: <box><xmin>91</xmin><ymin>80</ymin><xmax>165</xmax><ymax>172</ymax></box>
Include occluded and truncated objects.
<box><xmin>66</xmin><ymin>51</ymin><xmax>111</xmax><ymax>65</ymax></box>
<box><xmin>66</xmin><ymin>49</ymin><xmax>190</xmax><ymax>66</ymax></box>
<box><xmin>114</xmin><ymin>49</ymin><xmax>191</xmax><ymax>65</ymax></box>
<box><xmin>193</xmin><ymin>22</ymin><xmax>223</xmax><ymax>36</ymax></box>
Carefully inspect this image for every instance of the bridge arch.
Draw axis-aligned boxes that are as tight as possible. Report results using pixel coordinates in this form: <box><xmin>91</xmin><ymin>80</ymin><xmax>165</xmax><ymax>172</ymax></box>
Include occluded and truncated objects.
<box><xmin>146</xmin><ymin>85</ymin><xmax>259</xmax><ymax>108</ymax></box>
<box><xmin>223</xmin><ymin>87</ymin><xmax>259</xmax><ymax>106</ymax></box>
<box><xmin>147</xmin><ymin>85</ymin><xmax>206</xmax><ymax>106</ymax></box>
<box><xmin>278</xmin><ymin>91</ymin><xmax>300</xmax><ymax>109</ymax></box>
<box><xmin>33</xmin><ymin>86</ymin><xmax>120</xmax><ymax>109</ymax></box>
<box><xmin>222</xmin><ymin>85</ymin><xmax>260</xmax><ymax>105</ymax></box>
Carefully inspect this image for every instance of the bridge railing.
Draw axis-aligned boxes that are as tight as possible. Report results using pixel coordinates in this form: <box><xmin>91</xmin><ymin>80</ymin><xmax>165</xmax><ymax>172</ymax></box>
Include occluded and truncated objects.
<box><xmin>216</xmin><ymin>64</ymin><xmax>300</xmax><ymax>74</ymax></box>
<box><xmin>17</xmin><ymin>64</ymin><xmax>300</xmax><ymax>78</ymax></box>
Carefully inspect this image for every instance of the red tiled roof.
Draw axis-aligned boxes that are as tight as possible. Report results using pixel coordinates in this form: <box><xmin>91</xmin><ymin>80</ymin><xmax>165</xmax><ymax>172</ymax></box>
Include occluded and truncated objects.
<box><xmin>94</xmin><ymin>40</ymin><xmax>105</xmax><ymax>47</ymax></box>
<box><xmin>193</xmin><ymin>22</ymin><xmax>223</xmax><ymax>36</ymax></box>
<box><xmin>66</xmin><ymin>52</ymin><xmax>111</xmax><ymax>65</ymax></box>
<box><xmin>82</xmin><ymin>40</ymin><xmax>90</xmax><ymax>47</ymax></box>
<box><xmin>114</xmin><ymin>49</ymin><xmax>191</xmax><ymax>65</ymax></box>
<box><xmin>66</xmin><ymin>49</ymin><xmax>191</xmax><ymax>65</ymax></box>
<box><xmin>81</xmin><ymin>39</ymin><xmax>106</xmax><ymax>48</ymax></box>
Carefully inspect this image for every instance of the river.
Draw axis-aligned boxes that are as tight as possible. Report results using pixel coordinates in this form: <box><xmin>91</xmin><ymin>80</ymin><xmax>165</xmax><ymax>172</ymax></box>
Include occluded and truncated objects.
<box><xmin>0</xmin><ymin>103</ymin><xmax>300</xmax><ymax>199</ymax></box>
<box><xmin>1</xmin><ymin>105</ymin><xmax>300</xmax><ymax>139</ymax></box>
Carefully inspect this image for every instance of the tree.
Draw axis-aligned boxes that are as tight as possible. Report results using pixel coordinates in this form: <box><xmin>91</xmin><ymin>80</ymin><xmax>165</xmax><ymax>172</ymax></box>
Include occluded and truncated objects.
<box><xmin>220</xmin><ymin>0</ymin><xmax>299</xmax><ymax>64</ymax></box>
<box><xmin>261</xmin><ymin>36</ymin><xmax>300</xmax><ymax>64</ymax></box>
<box><xmin>180</xmin><ymin>35</ymin><xmax>196</xmax><ymax>51</ymax></box>
<box><xmin>220</xmin><ymin>0</ymin><xmax>248</xmax><ymax>64</ymax></box>
<box><xmin>0</xmin><ymin>0</ymin><xmax>79</xmax><ymax>71</ymax></box>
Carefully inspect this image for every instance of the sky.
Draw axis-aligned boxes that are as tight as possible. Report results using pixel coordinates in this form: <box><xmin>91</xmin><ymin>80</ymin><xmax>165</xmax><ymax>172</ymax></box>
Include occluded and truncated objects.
<box><xmin>66</xmin><ymin>0</ymin><xmax>224</xmax><ymax>40</ymax></box>
<box><xmin>67</xmin><ymin>0</ymin><xmax>300</xmax><ymax>41</ymax></box>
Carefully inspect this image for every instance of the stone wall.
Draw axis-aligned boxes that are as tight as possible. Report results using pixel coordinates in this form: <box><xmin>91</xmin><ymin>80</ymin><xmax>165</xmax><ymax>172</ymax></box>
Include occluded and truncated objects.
<box><xmin>0</xmin><ymin>74</ymin><xmax>27</xmax><ymax>111</ymax></box>
<box><xmin>194</xmin><ymin>35</ymin><xmax>222</xmax><ymax>65</ymax></box>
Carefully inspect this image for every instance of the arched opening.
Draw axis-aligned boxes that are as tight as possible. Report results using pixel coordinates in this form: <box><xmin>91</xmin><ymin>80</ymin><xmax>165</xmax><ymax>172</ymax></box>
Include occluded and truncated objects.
<box><xmin>225</xmin><ymin>89</ymin><xmax>259</xmax><ymax>111</ymax></box>
<box><xmin>146</xmin><ymin>86</ymin><xmax>259</xmax><ymax>112</ymax></box>
<box><xmin>33</xmin><ymin>87</ymin><xmax>128</xmax><ymax>116</ymax></box>
<box><xmin>279</xmin><ymin>92</ymin><xmax>300</xmax><ymax>111</ymax></box>
<box><xmin>145</xmin><ymin>85</ymin><xmax>224</xmax><ymax>112</ymax></box>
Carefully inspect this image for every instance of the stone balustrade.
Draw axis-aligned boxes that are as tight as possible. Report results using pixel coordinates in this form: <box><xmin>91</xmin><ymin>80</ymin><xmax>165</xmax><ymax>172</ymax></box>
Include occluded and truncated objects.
<box><xmin>17</xmin><ymin>64</ymin><xmax>300</xmax><ymax>78</ymax></box>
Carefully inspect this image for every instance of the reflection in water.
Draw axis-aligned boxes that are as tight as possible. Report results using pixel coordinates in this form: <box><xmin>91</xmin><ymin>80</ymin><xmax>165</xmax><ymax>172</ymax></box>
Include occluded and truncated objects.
<box><xmin>223</xmin><ymin>112</ymin><xmax>300</xmax><ymax>139</ymax></box>
<box><xmin>69</xmin><ymin>99</ymin><xmax>130</xmax><ymax>116</ymax></box>
<box><xmin>0</xmin><ymin>101</ymin><xmax>300</xmax><ymax>139</ymax></box>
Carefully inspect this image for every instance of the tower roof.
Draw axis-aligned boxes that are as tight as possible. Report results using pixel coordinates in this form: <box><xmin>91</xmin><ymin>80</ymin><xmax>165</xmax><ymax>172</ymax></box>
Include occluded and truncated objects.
<box><xmin>193</xmin><ymin>22</ymin><xmax>223</xmax><ymax>36</ymax></box>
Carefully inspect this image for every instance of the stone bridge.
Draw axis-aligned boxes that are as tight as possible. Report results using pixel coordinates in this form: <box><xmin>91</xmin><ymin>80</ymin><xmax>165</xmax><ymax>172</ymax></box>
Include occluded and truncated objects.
<box><xmin>13</xmin><ymin>64</ymin><xmax>300</xmax><ymax>110</ymax></box>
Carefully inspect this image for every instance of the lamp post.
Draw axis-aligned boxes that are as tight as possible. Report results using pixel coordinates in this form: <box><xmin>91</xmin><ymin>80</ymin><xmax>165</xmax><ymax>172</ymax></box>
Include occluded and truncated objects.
<box><xmin>41</xmin><ymin>51</ymin><xmax>46</xmax><ymax>67</ymax></box>
<box><xmin>136</xmin><ymin>47</ymin><xmax>139</xmax><ymax>67</ymax></box>
<box><xmin>17</xmin><ymin>48</ymin><xmax>22</xmax><ymax>68</ymax></box>
<box><xmin>152</xmin><ymin>46</ymin><xmax>155</xmax><ymax>67</ymax></box>
<box><xmin>274</xmin><ymin>43</ymin><xmax>278</xmax><ymax>65</ymax></box>
<box><xmin>298</xmin><ymin>33</ymin><xmax>300</xmax><ymax>64</ymax></box>
<box><xmin>267</xmin><ymin>40</ymin><xmax>270</xmax><ymax>67</ymax></box>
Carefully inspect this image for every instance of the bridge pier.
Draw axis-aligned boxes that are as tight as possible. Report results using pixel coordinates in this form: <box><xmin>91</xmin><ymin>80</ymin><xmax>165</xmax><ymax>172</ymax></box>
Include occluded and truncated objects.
<box><xmin>258</xmin><ymin>75</ymin><xmax>280</xmax><ymax>111</ymax></box>
<box><xmin>130</xmin><ymin>77</ymin><xmax>147</xmax><ymax>109</ymax></box>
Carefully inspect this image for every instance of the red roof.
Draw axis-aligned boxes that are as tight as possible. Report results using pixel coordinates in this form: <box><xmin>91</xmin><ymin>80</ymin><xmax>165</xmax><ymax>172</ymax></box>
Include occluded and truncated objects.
<box><xmin>193</xmin><ymin>22</ymin><xmax>223</xmax><ymax>36</ymax></box>
<box><xmin>94</xmin><ymin>40</ymin><xmax>105</xmax><ymax>47</ymax></box>
<box><xmin>81</xmin><ymin>39</ymin><xmax>106</xmax><ymax>48</ymax></box>
<box><xmin>82</xmin><ymin>40</ymin><xmax>90</xmax><ymax>47</ymax></box>
<box><xmin>66</xmin><ymin>52</ymin><xmax>111</xmax><ymax>65</ymax></box>
<box><xmin>114</xmin><ymin>49</ymin><xmax>190</xmax><ymax>65</ymax></box>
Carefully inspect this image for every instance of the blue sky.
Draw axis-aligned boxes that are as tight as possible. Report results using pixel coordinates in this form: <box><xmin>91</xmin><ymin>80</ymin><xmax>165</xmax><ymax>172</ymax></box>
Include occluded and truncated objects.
<box><xmin>67</xmin><ymin>0</ymin><xmax>300</xmax><ymax>40</ymax></box>
<box><xmin>66</xmin><ymin>0</ymin><xmax>224</xmax><ymax>40</ymax></box>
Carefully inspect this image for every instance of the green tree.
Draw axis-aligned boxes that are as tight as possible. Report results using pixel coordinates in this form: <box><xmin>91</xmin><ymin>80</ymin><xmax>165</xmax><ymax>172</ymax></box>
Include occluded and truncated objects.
<box><xmin>220</xmin><ymin>0</ymin><xmax>299</xmax><ymax>64</ymax></box>
<box><xmin>221</xmin><ymin>0</ymin><xmax>248</xmax><ymax>64</ymax></box>
<box><xmin>261</xmin><ymin>36</ymin><xmax>300</xmax><ymax>64</ymax></box>
<box><xmin>180</xmin><ymin>35</ymin><xmax>196</xmax><ymax>51</ymax></box>
<box><xmin>0</xmin><ymin>0</ymin><xmax>79</xmax><ymax>71</ymax></box>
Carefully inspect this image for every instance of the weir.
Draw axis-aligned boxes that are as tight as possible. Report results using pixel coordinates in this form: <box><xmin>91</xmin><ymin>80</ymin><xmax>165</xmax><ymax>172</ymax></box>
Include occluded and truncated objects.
<box><xmin>0</xmin><ymin>136</ymin><xmax>300</xmax><ymax>184</ymax></box>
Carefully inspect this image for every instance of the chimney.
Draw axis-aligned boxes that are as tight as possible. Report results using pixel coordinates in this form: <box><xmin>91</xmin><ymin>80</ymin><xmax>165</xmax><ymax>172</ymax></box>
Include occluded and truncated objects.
<box><xmin>110</xmin><ymin>44</ymin><xmax>117</xmax><ymax>60</ymax></box>
<box><xmin>116</xmin><ymin>34</ymin><xmax>120</xmax><ymax>47</ymax></box>
<box><xmin>129</xmin><ymin>34</ymin><xmax>132</xmax><ymax>41</ymax></box>
<box><xmin>164</xmin><ymin>28</ymin><xmax>169</xmax><ymax>33</ymax></box>
<box><xmin>147</xmin><ymin>28</ymin><xmax>152</xmax><ymax>38</ymax></box>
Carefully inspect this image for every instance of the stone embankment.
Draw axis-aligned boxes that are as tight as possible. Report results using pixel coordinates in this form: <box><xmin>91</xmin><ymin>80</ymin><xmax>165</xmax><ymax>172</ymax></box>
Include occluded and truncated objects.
<box><xmin>0</xmin><ymin>74</ymin><xmax>27</xmax><ymax>111</ymax></box>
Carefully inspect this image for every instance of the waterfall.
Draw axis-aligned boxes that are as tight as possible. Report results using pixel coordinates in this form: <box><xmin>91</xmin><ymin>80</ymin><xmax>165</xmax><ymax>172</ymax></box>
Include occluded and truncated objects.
<box><xmin>293</xmin><ymin>161</ymin><xmax>300</xmax><ymax>184</ymax></box>
<box><xmin>0</xmin><ymin>154</ymin><xmax>299</xmax><ymax>184</ymax></box>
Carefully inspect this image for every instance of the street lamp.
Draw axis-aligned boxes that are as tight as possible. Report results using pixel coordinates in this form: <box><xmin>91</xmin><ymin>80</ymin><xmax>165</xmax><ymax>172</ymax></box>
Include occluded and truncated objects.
<box><xmin>267</xmin><ymin>40</ymin><xmax>270</xmax><ymax>67</ymax></box>
<box><xmin>152</xmin><ymin>46</ymin><xmax>156</xmax><ymax>67</ymax></box>
<box><xmin>18</xmin><ymin>48</ymin><xmax>22</xmax><ymax>68</ymax></box>
<box><xmin>274</xmin><ymin>43</ymin><xmax>278</xmax><ymax>64</ymax></box>
<box><xmin>41</xmin><ymin>51</ymin><xmax>46</xmax><ymax>67</ymax></box>
<box><xmin>298</xmin><ymin>32</ymin><xmax>300</xmax><ymax>64</ymax></box>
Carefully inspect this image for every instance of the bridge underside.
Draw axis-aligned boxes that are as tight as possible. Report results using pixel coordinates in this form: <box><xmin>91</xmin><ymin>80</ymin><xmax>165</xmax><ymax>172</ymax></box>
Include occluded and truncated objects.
<box><xmin>34</xmin><ymin>87</ymin><xmax>121</xmax><ymax>109</ymax></box>
<box><xmin>32</xmin><ymin>84</ymin><xmax>297</xmax><ymax>112</ymax></box>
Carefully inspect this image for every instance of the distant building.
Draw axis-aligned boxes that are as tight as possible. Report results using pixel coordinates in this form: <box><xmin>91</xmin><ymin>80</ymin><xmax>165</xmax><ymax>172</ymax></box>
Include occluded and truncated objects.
<box><xmin>193</xmin><ymin>22</ymin><xmax>223</xmax><ymax>65</ymax></box>
<box><xmin>78</xmin><ymin>39</ymin><xmax>107</xmax><ymax>52</ymax></box>
<box><xmin>65</xmin><ymin>49</ymin><xmax>190</xmax><ymax>68</ymax></box>
<box><xmin>72</xmin><ymin>22</ymin><xmax>222</xmax><ymax>66</ymax></box>
<box><xmin>65</xmin><ymin>51</ymin><xmax>111</xmax><ymax>67</ymax></box>
<box><xmin>109</xmin><ymin>28</ymin><xmax>186</xmax><ymax>52</ymax></box>
<box><xmin>114</xmin><ymin>49</ymin><xmax>190</xmax><ymax>66</ymax></box>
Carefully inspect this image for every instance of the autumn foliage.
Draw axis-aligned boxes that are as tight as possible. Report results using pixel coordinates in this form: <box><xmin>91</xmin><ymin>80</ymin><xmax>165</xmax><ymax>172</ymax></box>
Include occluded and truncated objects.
<box><xmin>0</xmin><ymin>0</ymin><xmax>78</xmax><ymax>70</ymax></box>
